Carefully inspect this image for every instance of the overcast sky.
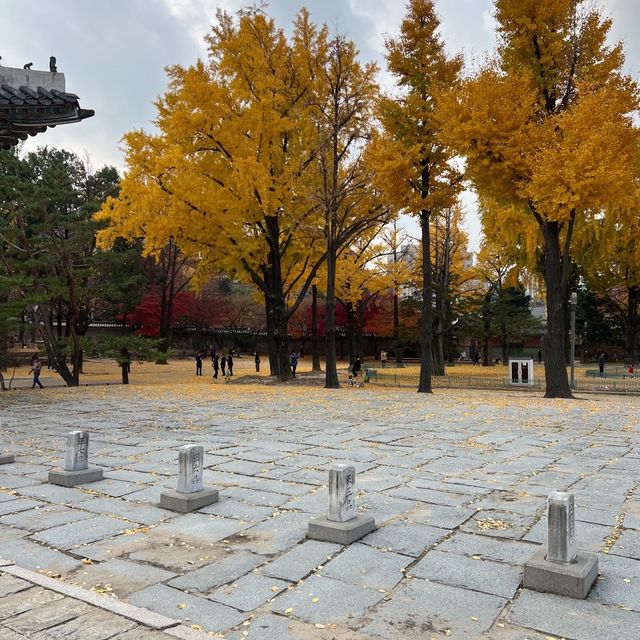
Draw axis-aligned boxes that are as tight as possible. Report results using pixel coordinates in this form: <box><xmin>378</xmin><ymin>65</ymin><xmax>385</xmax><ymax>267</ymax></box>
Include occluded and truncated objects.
<box><xmin>3</xmin><ymin>0</ymin><xmax>639</xmax><ymax>249</ymax></box>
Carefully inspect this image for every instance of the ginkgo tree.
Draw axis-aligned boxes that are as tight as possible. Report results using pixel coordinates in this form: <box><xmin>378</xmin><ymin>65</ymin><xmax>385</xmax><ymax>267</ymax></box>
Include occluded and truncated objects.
<box><xmin>311</xmin><ymin>32</ymin><xmax>387</xmax><ymax>388</ymax></box>
<box><xmin>431</xmin><ymin>205</ymin><xmax>472</xmax><ymax>374</ymax></box>
<box><xmin>334</xmin><ymin>234</ymin><xmax>393</xmax><ymax>365</ymax></box>
<box><xmin>578</xmin><ymin>165</ymin><xmax>640</xmax><ymax>366</ymax></box>
<box><xmin>99</xmin><ymin>7</ymin><xmax>387</xmax><ymax>383</ymax></box>
<box><xmin>98</xmin><ymin>8</ymin><xmax>330</xmax><ymax>380</ymax></box>
<box><xmin>441</xmin><ymin>0</ymin><xmax>639</xmax><ymax>397</ymax></box>
<box><xmin>370</xmin><ymin>0</ymin><xmax>463</xmax><ymax>393</ymax></box>
<box><xmin>379</xmin><ymin>221</ymin><xmax>415</xmax><ymax>366</ymax></box>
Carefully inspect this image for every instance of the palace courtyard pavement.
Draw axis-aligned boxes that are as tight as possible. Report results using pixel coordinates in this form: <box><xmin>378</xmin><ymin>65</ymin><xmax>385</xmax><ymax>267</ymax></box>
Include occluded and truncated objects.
<box><xmin>0</xmin><ymin>383</ymin><xmax>639</xmax><ymax>639</ymax></box>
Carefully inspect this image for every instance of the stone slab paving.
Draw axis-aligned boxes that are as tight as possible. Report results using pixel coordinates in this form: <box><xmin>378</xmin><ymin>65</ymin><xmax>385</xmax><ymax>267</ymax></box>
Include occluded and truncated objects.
<box><xmin>128</xmin><ymin>584</ymin><xmax>247</xmax><ymax>631</ymax></box>
<box><xmin>168</xmin><ymin>551</ymin><xmax>266</xmax><ymax>594</ymax></box>
<box><xmin>0</xmin><ymin>569</ymin><xmax>209</xmax><ymax>640</ymax></box>
<box><xmin>0</xmin><ymin>384</ymin><xmax>639</xmax><ymax>638</ymax></box>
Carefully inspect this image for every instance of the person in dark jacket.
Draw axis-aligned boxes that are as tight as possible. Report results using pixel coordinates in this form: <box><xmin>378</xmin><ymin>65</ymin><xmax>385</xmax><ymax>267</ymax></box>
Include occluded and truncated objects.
<box><xmin>352</xmin><ymin>356</ymin><xmax>362</xmax><ymax>377</ymax></box>
<box><xmin>227</xmin><ymin>353</ymin><xmax>234</xmax><ymax>376</ymax></box>
<box><xmin>195</xmin><ymin>352</ymin><xmax>203</xmax><ymax>376</ymax></box>
<box><xmin>220</xmin><ymin>355</ymin><xmax>227</xmax><ymax>377</ymax></box>
<box><xmin>254</xmin><ymin>352</ymin><xmax>260</xmax><ymax>372</ymax></box>
<box><xmin>290</xmin><ymin>351</ymin><xmax>299</xmax><ymax>377</ymax></box>
<box><xmin>212</xmin><ymin>354</ymin><xmax>220</xmax><ymax>379</ymax></box>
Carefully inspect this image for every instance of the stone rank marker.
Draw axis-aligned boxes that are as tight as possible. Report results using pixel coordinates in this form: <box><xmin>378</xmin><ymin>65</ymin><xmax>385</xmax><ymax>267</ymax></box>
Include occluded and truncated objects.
<box><xmin>0</xmin><ymin>453</ymin><xmax>15</xmax><ymax>465</ymax></box>
<box><xmin>160</xmin><ymin>445</ymin><xmax>219</xmax><ymax>513</ymax></box>
<box><xmin>48</xmin><ymin>431</ymin><xmax>104</xmax><ymax>487</ymax></box>
<box><xmin>308</xmin><ymin>464</ymin><xmax>376</xmax><ymax>545</ymax></box>
<box><xmin>523</xmin><ymin>491</ymin><xmax>598</xmax><ymax>599</ymax></box>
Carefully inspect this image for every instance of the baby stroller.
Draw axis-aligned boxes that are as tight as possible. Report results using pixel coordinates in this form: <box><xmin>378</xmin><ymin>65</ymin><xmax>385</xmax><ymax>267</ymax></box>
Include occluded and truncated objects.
<box><xmin>348</xmin><ymin>374</ymin><xmax>364</xmax><ymax>388</ymax></box>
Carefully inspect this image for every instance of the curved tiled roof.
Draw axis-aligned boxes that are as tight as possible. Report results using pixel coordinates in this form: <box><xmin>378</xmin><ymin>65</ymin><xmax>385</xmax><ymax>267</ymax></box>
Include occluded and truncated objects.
<box><xmin>0</xmin><ymin>83</ymin><xmax>94</xmax><ymax>149</ymax></box>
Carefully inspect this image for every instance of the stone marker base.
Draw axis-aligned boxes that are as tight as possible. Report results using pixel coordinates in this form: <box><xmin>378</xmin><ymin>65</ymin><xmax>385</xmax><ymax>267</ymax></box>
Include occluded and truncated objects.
<box><xmin>159</xmin><ymin>487</ymin><xmax>219</xmax><ymax>513</ymax></box>
<box><xmin>48</xmin><ymin>467</ymin><xmax>104</xmax><ymax>487</ymax></box>
<box><xmin>0</xmin><ymin>454</ymin><xmax>15</xmax><ymax>465</ymax></box>
<box><xmin>308</xmin><ymin>515</ymin><xmax>376</xmax><ymax>545</ymax></box>
<box><xmin>523</xmin><ymin>546</ymin><xmax>598</xmax><ymax>599</ymax></box>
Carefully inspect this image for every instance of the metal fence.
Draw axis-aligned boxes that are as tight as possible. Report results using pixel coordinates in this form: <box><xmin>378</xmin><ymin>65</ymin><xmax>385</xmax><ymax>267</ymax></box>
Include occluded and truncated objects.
<box><xmin>364</xmin><ymin>369</ymin><xmax>640</xmax><ymax>395</ymax></box>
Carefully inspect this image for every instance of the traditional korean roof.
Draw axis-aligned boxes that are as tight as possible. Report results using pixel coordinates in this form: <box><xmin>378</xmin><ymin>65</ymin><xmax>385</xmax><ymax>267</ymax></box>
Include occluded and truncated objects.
<box><xmin>0</xmin><ymin>66</ymin><xmax>94</xmax><ymax>149</ymax></box>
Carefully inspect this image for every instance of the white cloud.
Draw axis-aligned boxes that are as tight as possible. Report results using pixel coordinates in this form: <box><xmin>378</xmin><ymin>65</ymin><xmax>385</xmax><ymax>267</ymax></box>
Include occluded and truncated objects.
<box><xmin>160</xmin><ymin>0</ymin><xmax>244</xmax><ymax>53</ymax></box>
<box><xmin>6</xmin><ymin>0</ymin><xmax>639</xmax><ymax>250</ymax></box>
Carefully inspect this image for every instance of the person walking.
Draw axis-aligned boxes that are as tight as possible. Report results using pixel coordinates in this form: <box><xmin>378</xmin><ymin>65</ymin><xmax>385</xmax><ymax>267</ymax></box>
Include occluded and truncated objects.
<box><xmin>220</xmin><ymin>355</ymin><xmax>227</xmax><ymax>377</ymax></box>
<box><xmin>210</xmin><ymin>346</ymin><xmax>217</xmax><ymax>363</ymax></box>
<box><xmin>290</xmin><ymin>351</ymin><xmax>299</xmax><ymax>378</ymax></box>
<box><xmin>598</xmin><ymin>352</ymin><xmax>606</xmax><ymax>376</ymax></box>
<box><xmin>227</xmin><ymin>353</ymin><xmax>234</xmax><ymax>376</ymax></box>
<box><xmin>212</xmin><ymin>353</ymin><xmax>220</xmax><ymax>380</ymax></box>
<box><xmin>29</xmin><ymin>355</ymin><xmax>44</xmax><ymax>389</ymax></box>
<box><xmin>254</xmin><ymin>352</ymin><xmax>260</xmax><ymax>372</ymax></box>
<box><xmin>119</xmin><ymin>347</ymin><xmax>132</xmax><ymax>384</ymax></box>
<box><xmin>195</xmin><ymin>352</ymin><xmax>203</xmax><ymax>376</ymax></box>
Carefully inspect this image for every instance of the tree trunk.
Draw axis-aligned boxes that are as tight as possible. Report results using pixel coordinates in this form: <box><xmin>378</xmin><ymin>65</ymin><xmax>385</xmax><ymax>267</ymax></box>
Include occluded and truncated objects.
<box><xmin>121</xmin><ymin>364</ymin><xmax>129</xmax><ymax>384</ymax></box>
<box><xmin>627</xmin><ymin>285</ymin><xmax>639</xmax><ymax>367</ymax></box>
<box><xmin>32</xmin><ymin>304</ymin><xmax>78</xmax><ymax>386</ymax></box>
<box><xmin>263</xmin><ymin>290</ymin><xmax>278</xmax><ymax>376</ymax></box>
<box><xmin>501</xmin><ymin>324</ymin><xmax>509</xmax><ymax>366</ymax></box>
<box><xmin>483</xmin><ymin>335</ymin><xmax>491</xmax><ymax>366</ymax></box>
<box><xmin>324</xmin><ymin>242</ymin><xmax>340</xmax><ymax>388</ymax></box>
<box><xmin>434</xmin><ymin>277</ymin><xmax>446</xmax><ymax>374</ymax></box>
<box><xmin>272</xmin><ymin>295</ymin><xmax>291</xmax><ymax>382</ymax></box>
<box><xmin>0</xmin><ymin>334</ymin><xmax>7</xmax><ymax>391</ymax></box>
<box><xmin>159</xmin><ymin>281</ymin><xmax>168</xmax><ymax>350</ymax></box>
<box><xmin>69</xmin><ymin>318</ymin><xmax>81</xmax><ymax>382</ymax></box>
<box><xmin>434</xmin><ymin>297</ymin><xmax>446</xmax><ymax>375</ymax></box>
<box><xmin>418</xmin><ymin>210</ymin><xmax>433</xmax><ymax>393</ymax></box>
<box><xmin>541</xmin><ymin>222</ymin><xmax>572</xmax><ymax>398</ymax></box>
<box><xmin>564</xmin><ymin>295</ymin><xmax>571</xmax><ymax>365</ymax></box>
<box><xmin>356</xmin><ymin>300</ymin><xmax>367</xmax><ymax>362</ymax></box>
<box><xmin>481</xmin><ymin>293</ymin><xmax>492</xmax><ymax>366</ymax></box>
<box><xmin>435</xmin><ymin>212</ymin><xmax>452</xmax><ymax>375</ymax></box>
<box><xmin>345</xmin><ymin>302</ymin><xmax>357</xmax><ymax>366</ymax></box>
<box><xmin>393</xmin><ymin>290</ymin><xmax>402</xmax><ymax>366</ymax></box>
<box><xmin>312</xmin><ymin>284</ymin><xmax>322</xmax><ymax>372</ymax></box>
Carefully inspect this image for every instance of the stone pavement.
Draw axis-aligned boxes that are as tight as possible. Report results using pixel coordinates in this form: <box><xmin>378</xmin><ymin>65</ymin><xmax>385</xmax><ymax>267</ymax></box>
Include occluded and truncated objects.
<box><xmin>0</xmin><ymin>561</ymin><xmax>204</xmax><ymax>639</ymax></box>
<box><xmin>0</xmin><ymin>384</ymin><xmax>639</xmax><ymax>639</ymax></box>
